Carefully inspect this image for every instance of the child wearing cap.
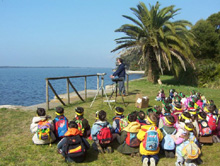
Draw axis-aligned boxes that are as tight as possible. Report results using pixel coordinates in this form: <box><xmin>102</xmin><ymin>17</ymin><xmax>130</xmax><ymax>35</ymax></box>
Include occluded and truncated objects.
<box><xmin>137</xmin><ymin>113</ymin><xmax>163</xmax><ymax>166</ymax></box>
<box><xmin>136</xmin><ymin>110</ymin><xmax>147</xmax><ymax>126</ymax></box>
<box><xmin>30</xmin><ymin>108</ymin><xmax>56</xmax><ymax>145</ymax></box>
<box><xmin>57</xmin><ymin>121</ymin><xmax>90</xmax><ymax>163</ymax></box>
<box><xmin>158</xmin><ymin>105</ymin><xmax>172</xmax><ymax>129</ymax></box>
<box><xmin>171</xmin><ymin>123</ymin><xmax>199</xmax><ymax>166</ymax></box>
<box><xmin>112</xmin><ymin>107</ymin><xmax>127</xmax><ymax>133</ymax></box>
<box><xmin>160</xmin><ymin>115</ymin><xmax>176</xmax><ymax>158</ymax></box>
<box><xmin>53</xmin><ymin>107</ymin><xmax>69</xmax><ymax>139</ymax></box>
<box><xmin>117</xmin><ymin>112</ymin><xmax>141</xmax><ymax>156</ymax></box>
<box><xmin>188</xmin><ymin>108</ymin><xmax>199</xmax><ymax>138</ymax></box>
<box><xmin>73</xmin><ymin>107</ymin><xmax>90</xmax><ymax>138</ymax></box>
<box><xmin>174</xmin><ymin>112</ymin><xmax>192</xmax><ymax>139</ymax></box>
<box><xmin>91</xmin><ymin>110</ymin><xmax>114</xmax><ymax>153</ymax></box>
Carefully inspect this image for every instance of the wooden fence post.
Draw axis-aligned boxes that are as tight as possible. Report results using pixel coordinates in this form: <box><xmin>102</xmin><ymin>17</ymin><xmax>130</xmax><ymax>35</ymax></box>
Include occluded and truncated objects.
<box><xmin>84</xmin><ymin>76</ymin><xmax>87</xmax><ymax>100</ymax></box>
<box><xmin>46</xmin><ymin>79</ymin><xmax>49</xmax><ymax>110</ymax></box>
<box><xmin>101</xmin><ymin>75</ymin><xmax>104</xmax><ymax>97</ymax></box>
<box><xmin>67</xmin><ymin>78</ymin><xmax>70</xmax><ymax>104</ymax></box>
<box><xmin>97</xmin><ymin>75</ymin><xmax>100</xmax><ymax>91</ymax></box>
<box><xmin>126</xmin><ymin>74</ymin><xmax>129</xmax><ymax>95</ymax></box>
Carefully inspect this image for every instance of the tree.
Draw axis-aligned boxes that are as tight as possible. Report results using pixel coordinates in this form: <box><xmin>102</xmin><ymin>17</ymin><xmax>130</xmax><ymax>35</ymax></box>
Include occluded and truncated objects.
<box><xmin>111</xmin><ymin>1</ymin><xmax>197</xmax><ymax>83</ymax></box>
<box><xmin>191</xmin><ymin>19</ymin><xmax>219</xmax><ymax>60</ymax></box>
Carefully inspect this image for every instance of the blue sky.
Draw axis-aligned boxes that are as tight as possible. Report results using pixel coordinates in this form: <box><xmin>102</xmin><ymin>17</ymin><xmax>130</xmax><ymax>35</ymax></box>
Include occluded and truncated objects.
<box><xmin>0</xmin><ymin>0</ymin><xmax>219</xmax><ymax>68</ymax></box>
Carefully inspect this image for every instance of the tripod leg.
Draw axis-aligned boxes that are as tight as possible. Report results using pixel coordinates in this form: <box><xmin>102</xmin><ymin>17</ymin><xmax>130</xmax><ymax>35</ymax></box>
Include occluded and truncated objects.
<box><xmin>90</xmin><ymin>86</ymin><xmax>101</xmax><ymax>108</ymax></box>
<box><xmin>109</xmin><ymin>84</ymin><xmax>116</xmax><ymax>100</ymax></box>
<box><xmin>121</xmin><ymin>95</ymin><xmax>126</xmax><ymax>107</ymax></box>
<box><xmin>102</xmin><ymin>87</ymin><xmax>112</xmax><ymax>110</ymax></box>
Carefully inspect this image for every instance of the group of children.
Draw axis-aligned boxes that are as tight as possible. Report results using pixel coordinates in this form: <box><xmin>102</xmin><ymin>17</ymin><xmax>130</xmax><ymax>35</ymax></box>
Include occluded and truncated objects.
<box><xmin>30</xmin><ymin>89</ymin><xmax>220</xmax><ymax>166</ymax></box>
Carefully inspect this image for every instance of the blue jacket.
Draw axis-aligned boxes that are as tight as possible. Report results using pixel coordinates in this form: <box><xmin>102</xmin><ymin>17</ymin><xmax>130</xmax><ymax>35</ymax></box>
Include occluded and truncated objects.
<box><xmin>91</xmin><ymin>121</ymin><xmax>113</xmax><ymax>141</ymax></box>
<box><xmin>113</xmin><ymin>63</ymin><xmax>126</xmax><ymax>78</ymax></box>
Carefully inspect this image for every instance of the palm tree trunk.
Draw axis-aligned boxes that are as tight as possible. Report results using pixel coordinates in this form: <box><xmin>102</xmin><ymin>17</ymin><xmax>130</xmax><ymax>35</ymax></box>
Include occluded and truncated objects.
<box><xmin>146</xmin><ymin>47</ymin><xmax>159</xmax><ymax>83</ymax></box>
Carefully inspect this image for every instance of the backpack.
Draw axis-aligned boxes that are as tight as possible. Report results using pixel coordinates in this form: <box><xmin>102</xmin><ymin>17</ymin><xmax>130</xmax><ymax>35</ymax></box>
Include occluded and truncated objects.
<box><xmin>181</xmin><ymin>137</ymin><xmax>201</xmax><ymax>160</ymax></box>
<box><xmin>119</xmin><ymin>118</ymin><xmax>128</xmax><ymax>131</ymax></box>
<box><xmin>54</xmin><ymin>116</ymin><xmax>68</xmax><ymax>138</ymax></box>
<box><xmin>199</xmin><ymin>120</ymin><xmax>212</xmax><ymax>136</ymax></box>
<box><xmin>97</xmin><ymin>123</ymin><xmax>112</xmax><ymax>144</ymax></box>
<box><xmin>207</xmin><ymin>114</ymin><xmax>217</xmax><ymax>131</ymax></box>
<box><xmin>142</xmin><ymin>127</ymin><xmax>159</xmax><ymax>151</ymax></box>
<box><xmin>125</xmin><ymin>132</ymin><xmax>140</xmax><ymax>147</ymax></box>
<box><xmin>75</xmin><ymin>117</ymin><xmax>85</xmax><ymax>134</ymax></box>
<box><xmin>161</xmin><ymin>128</ymin><xmax>176</xmax><ymax>150</ymax></box>
<box><xmin>37</xmin><ymin>120</ymin><xmax>51</xmax><ymax>140</ymax></box>
<box><xmin>64</xmin><ymin>135</ymin><xmax>86</xmax><ymax>158</ymax></box>
<box><xmin>114</xmin><ymin>117</ymin><xmax>127</xmax><ymax>133</ymax></box>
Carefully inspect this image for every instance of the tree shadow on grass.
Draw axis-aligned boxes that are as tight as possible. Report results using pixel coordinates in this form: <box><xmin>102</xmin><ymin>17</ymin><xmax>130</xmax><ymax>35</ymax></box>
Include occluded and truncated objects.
<box><xmin>128</xmin><ymin>89</ymin><xmax>141</xmax><ymax>95</ymax></box>
<box><xmin>161</xmin><ymin>76</ymin><xmax>197</xmax><ymax>87</ymax></box>
<box><xmin>161</xmin><ymin>77</ymin><xmax>180</xmax><ymax>86</ymax></box>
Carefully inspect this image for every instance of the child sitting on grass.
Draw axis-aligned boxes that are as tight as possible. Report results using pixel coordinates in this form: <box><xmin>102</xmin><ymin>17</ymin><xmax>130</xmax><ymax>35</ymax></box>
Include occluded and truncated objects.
<box><xmin>136</xmin><ymin>110</ymin><xmax>147</xmax><ymax>126</ymax></box>
<box><xmin>160</xmin><ymin>115</ymin><xmax>176</xmax><ymax>158</ymax></box>
<box><xmin>172</xmin><ymin>123</ymin><xmax>200</xmax><ymax>166</ymax></box>
<box><xmin>158</xmin><ymin>105</ymin><xmax>172</xmax><ymax>129</ymax></box>
<box><xmin>57</xmin><ymin>121</ymin><xmax>90</xmax><ymax>163</ymax></box>
<box><xmin>73</xmin><ymin>107</ymin><xmax>90</xmax><ymax>138</ymax></box>
<box><xmin>155</xmin><ymin>89</ymin><xmax>165</xmax><ymax>101</ymax></box>
<box><xmin>53</xmin><ymin>107</ymin><xmax>68</xmax><ymax>139</ymax></box>
<box><xmin>91</xmin><ymin>110</ymin><xmax>114</xmax><ymax>153</ymax></box>
<box><xmin>112</xmin><ymin>107</ymin><xmax>127</xmax><ymax>133</ymax></box>
<box><xmin>30</xmin><ymin>108</ymin><xmax>56</xmax><ymax>145</ymax></box>
<box><xmin>137</xmin><ymin>112</ymin><xmax>163</xmax><ymax>166</ymax></box>
<box><xmin>117</xmin><ymin>112</ymin><xmax>141</xmax><ymax>156</ymax></box>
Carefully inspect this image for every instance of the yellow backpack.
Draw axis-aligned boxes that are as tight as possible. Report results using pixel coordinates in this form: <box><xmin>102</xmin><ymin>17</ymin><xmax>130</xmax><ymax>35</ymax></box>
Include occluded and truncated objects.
<box><xmin>181</xmin><ymin>137</ymin><xmax>201</xmax><ymax>160</ymax></box>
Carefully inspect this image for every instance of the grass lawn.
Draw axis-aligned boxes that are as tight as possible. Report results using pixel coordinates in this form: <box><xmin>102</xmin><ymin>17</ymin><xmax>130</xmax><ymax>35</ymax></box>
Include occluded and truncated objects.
<box><xmin>1</xmin><ymin>76</ymin><xmax>220</xmax><ymax>166</ymax></box>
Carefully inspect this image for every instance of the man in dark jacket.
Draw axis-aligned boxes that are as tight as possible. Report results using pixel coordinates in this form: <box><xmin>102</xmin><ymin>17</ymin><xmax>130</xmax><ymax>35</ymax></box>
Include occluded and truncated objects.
<box><xmin>110</xmin><ymin>58</ymin><xmax>126</xmax><ymax>96</ymax></box>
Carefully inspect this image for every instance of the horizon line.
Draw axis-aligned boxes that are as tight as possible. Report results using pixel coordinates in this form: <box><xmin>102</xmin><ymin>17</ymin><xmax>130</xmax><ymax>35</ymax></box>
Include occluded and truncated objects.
<box><xmin>0</xmin><ymin>66</ymin><xmax>113</xmax><ymax>69</ymax></box>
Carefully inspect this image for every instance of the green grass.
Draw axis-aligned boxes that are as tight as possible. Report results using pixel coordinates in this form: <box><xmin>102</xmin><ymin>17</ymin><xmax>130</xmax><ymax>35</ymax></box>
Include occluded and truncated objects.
<box><xmin>1</xmin><ymin>76</ymin><xmax>220</xmax><ymax>165</ymax></box>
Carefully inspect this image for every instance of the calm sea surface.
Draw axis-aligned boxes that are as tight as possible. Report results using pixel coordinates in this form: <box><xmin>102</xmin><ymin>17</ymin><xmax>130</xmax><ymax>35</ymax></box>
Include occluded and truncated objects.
<box><xmin>0</xmin><ymin>67</ymin><xmax>143</xmax><ymax>106</ymax></box>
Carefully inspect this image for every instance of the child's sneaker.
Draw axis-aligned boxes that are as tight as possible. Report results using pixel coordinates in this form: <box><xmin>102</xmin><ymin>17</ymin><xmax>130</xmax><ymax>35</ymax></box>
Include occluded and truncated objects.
<box><xmin>97</xmin><ymin>143</ymin><xmax>104</xmax><ymax>154</ymax></box>
<box><xmin>105</xmin><ymin>146</ymin><xmax>113</xmax><ymax>153</ymax></box>
<box><xmin>150</xmin><ymin>158</ymin><xmax>156</xmax><ymax>166</ymax></box>
<box><xmin>188</xmin><ymin>164</ymin><xmax>197</xmax><ymax>166</ymax></box>
<box><xmin>175</xmin><ymin>162</ymin><xmax>183</xmax><ymax>166</ymax></box>
<box><xmin>136</xmin><ymin>152</ymin><xmax>141</xmax><ymax>157</ymax></box>
<box><xmin>143</xmin><ymin>158</ymin><xmax>149</xmax><ymax>166</ymax></box>
<box><xmin>130</xmin><ymin>153</ymin><xmax>136</xmax><ymax>157</ymax></box>
<box><xmin>168</xmin><ymin>151</ymin><xmax>175</xmax><ymax>158</ymax></box>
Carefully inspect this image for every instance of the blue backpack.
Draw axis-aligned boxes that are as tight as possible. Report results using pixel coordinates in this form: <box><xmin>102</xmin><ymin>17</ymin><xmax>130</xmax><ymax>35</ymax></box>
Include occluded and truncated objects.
<box><xmin>54</xmin><ymin>116</ymin><xmax>68</xmax><ymax>138</ymax></box>
<box><xmin>143</xmin><ymin>127</ymin><xmax>159</xmax><ymax>151</ymax></box>
<box><xmin>161</xmin><ymin>128</ymin><xmax>176</xmax><ymax>150</ymax></box>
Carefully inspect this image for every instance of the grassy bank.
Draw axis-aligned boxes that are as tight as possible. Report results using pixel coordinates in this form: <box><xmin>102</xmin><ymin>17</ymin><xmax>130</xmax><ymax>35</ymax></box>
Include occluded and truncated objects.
<box><xmin>1</xmin><ymin>76</ymin><xmax>220</xmax><ymax>166</ymax></box>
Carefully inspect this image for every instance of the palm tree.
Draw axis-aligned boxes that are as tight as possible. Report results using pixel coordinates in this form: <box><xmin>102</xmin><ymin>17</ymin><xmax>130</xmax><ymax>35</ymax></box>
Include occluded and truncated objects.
<box><xmin>111</xmin><ymin>1</ymin><xmax>198</xmax><ymax>83</ymax></box>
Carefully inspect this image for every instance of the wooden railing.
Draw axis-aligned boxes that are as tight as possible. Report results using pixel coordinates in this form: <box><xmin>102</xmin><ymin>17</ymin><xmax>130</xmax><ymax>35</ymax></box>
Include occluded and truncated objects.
<box><xmin>45</xmin><ymin>72</ymin><xmax>136</xmax><ymax>110</ymax></box>
<box><xmin>45</xmin><ymin>73</ymin><xmax>106</xmax><ymax>110</ymax></box>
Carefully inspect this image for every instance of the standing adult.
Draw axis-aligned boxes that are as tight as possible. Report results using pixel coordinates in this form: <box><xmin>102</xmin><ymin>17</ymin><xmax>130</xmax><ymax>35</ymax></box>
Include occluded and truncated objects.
<box><xmin>110</xmin><ymin>58</ymin><xmax>126</xmax><ymax>96</ymax></box>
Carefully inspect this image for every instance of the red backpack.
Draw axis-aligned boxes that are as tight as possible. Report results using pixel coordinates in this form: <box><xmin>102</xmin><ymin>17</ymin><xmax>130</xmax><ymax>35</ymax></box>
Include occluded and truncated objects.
<box><xmin>199</xmin><ymin>120</ymin><xmax>212</xmax><ymax>136</ymax></box>
<box><xmin>125</xmin><ymin>132</ymin><xmax>140</xmax><ymax>147</ymax></box>
<box><xmin>207</xmin><ymin>114</ymin><xmax>217</xmax><ymax>131</ymax></box>
<box><xmin>97</xmin><ymin>123</ymin><xmax>112</xmax><ymax>144</ymax></box>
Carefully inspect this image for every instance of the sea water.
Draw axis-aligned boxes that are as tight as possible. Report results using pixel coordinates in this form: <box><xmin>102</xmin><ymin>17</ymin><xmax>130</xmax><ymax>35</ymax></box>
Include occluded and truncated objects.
<box><xmin>0</xmin><ymin>67</ymin><xmax>143</xmax><ymax>106</ymax></box>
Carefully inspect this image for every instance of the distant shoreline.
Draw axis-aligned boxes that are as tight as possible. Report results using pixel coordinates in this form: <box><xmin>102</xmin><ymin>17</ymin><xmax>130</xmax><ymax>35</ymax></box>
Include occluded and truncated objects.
<box><xmin>0</xmin><ymin>66</ymin><xmax>113</xmax><ymax>69</ymax></box>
